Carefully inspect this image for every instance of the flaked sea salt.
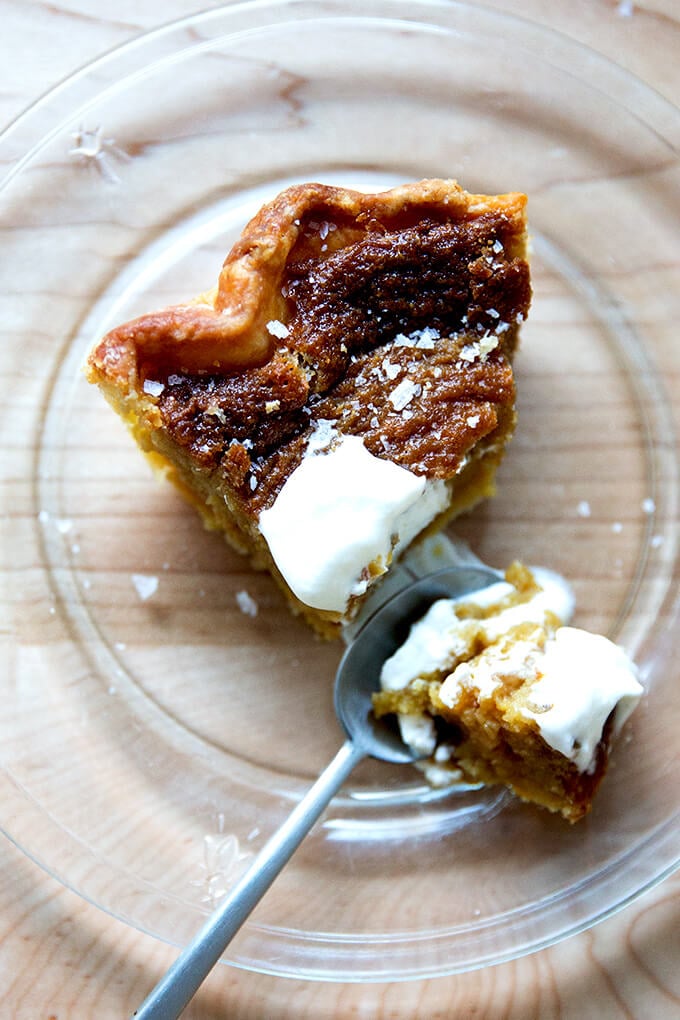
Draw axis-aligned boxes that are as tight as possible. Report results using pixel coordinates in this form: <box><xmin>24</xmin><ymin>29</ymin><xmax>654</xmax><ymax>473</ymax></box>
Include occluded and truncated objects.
<box><xmin>612</xmin><ymin>521</ymin><xmax>623</xmax><ymax>534</ymax></box>
<box><xmin>305</xmin><ymin>419</ymin><xmax>338</xmax><ymax>455</ymax></box>
<box><xmin>236</xmin><ymin>590</ymin><xmax>259</xmax><ymax>617</ymax></box>
<box><xmin>266</xmin><ymin>319</ymin><xmax>290</xmax><ymax>340</ymax></box>
<box><xmin>393</xmin><ymin>327</ymin><xmax>440</xmax><ymax>350</ymax></box>
<box><xmin>382</xmin><ymin>358</ymin><xmax>401</xmax><ymax>380</ymax></box>
<box><xmin>131</xmin><ymin>573</ymin><xmax>158</xmax><ymax>601</ymax></box>
<box><xmin>458</xmin><ymin>336</ymin><xmax>499</xmax><ymax>364</ymax></box>
<box><xmin>466</xmin><ymin>414</ymin><xmax>480</xmax><ymax>428</ymax></box>
<box><xmin>577</xmin><ymin>501</ymin><xmax>591</xmax><ymax>518</ymax></box>
<box><xmin>389</xmin><ymin>379</ymin><xmax>421</xmax><ymax>411</ymax></box>
<box><xmin>206</xmin><ymin>405</ymin><xmax>227</xmax><ymax>424</ymax></box>
<box><xmin>143</xmin><ymin>379</ymin><xmax>165</xmax><ymax>397</ymax></box>
<box><xmin>641</xmin><ymin>497</ymin><xmax>656</xmax><ymax>514</ymax></box>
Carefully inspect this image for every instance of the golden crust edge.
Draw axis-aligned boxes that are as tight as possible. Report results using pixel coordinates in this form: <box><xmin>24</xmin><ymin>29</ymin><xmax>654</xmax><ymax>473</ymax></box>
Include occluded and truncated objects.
<box><xmin>87</xmin><ymin>179</ymin><xmax>528</xmax><ymax>387</ymax></box>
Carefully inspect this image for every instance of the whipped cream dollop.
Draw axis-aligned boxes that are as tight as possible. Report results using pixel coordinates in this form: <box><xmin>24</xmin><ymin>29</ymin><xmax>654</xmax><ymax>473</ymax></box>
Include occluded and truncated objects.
<box><xmin>259</xmin><ymin>430</ymin><xmax>449</xmax><ymax>613</ymax></box>
<box><xmin>439</xmin><ymin>626</ymin><xmax>642</xmax><ymax>772</ymax></box>
<box><xmin>519</xmin><ymin>627</ymin><xmax>641</xmax><ymax>771</ymax></box>
<box><xmin>381</xmin><ymin>572</ymin><xmax>642</xmax><ymax>773</ymax></box>
<box><xmin>380</xmin><ymin>568</ymin><xmax>574</xmax><ymax>693</ymax></box>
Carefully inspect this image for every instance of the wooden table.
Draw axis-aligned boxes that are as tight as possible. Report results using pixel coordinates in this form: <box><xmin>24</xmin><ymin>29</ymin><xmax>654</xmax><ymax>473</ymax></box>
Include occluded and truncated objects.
<box><xmin>1</xmin><ymin>1</ymin><xmax>678</xmax><ymax>1016</ymax></box>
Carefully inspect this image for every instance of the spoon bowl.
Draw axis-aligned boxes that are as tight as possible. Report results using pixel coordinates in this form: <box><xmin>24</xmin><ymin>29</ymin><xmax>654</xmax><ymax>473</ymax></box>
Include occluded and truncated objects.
<box><xmin>134</xmin><ymin>562</ymin><xmax>501</xmax><ymax>1019</ymax></box>
<box><xmin>335</xmin><ymin>563</ymin><xmax>502</xmax><ymax>762</ymax></box>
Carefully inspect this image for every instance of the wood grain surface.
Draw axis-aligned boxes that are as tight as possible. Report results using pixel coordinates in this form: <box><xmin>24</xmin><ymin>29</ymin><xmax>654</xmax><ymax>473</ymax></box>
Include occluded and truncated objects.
<box><xmin>1</xmin><ymin>1</ymin><xmax>679</xmax><ymax>1017</ymax></box>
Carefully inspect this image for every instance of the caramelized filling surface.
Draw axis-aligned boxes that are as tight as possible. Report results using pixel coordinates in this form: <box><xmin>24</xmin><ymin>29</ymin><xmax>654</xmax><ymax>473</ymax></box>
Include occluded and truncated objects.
<box><xmin>283</xmin><ymin>214</ymin><xmax>529</xmax><ymax>390</ymax></box>
<box><xmin>152</xmin><ymin>205</ymin><xmax>529</xmax><ymax>516</ymax></box>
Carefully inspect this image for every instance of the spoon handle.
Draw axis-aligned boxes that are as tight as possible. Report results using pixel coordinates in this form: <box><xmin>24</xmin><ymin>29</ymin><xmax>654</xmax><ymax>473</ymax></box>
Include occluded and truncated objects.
<box><xmin>133</xmin><ymin>739</ymin><xmax>365</xmax><ymax>1020</ymax></box>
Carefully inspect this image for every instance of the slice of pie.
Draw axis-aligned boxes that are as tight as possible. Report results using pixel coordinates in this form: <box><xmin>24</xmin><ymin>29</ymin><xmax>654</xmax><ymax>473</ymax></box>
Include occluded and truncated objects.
<box><xmin>373</xmin><ymin>563</ymin><xmax>642</xmax><ymax>821</ymax></box>
<box><xmin>87</xmin><ymin>180</ymin><xmax>531</xmax><ymax>637</ymax></box>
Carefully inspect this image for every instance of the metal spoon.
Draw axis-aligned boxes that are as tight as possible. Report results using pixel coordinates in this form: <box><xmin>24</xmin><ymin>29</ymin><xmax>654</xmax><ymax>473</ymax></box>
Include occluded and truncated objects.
<box><xmin>133</xmin><ymin>562</ymin><xmax>500</xmax><ymax>1019</ymax></box>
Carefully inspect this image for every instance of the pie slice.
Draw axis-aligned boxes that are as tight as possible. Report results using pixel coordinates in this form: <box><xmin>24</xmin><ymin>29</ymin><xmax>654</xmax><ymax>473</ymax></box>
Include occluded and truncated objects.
<box><xmin>87</xmin><ymin>179</ymin><xmax>531</xmax><ymax>637</ymax></box>
<box><xmin>373</xmin><ymin>563</ymin><xmax>642</xmax><ymax>821</ymax></box>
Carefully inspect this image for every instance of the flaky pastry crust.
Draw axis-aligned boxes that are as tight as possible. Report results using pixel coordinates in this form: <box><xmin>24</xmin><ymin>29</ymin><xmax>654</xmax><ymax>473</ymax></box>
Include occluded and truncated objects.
<box><xmin>87</xmin><ymin>179</ymin><xmax>528</xmax><ymax>388</ymax></box>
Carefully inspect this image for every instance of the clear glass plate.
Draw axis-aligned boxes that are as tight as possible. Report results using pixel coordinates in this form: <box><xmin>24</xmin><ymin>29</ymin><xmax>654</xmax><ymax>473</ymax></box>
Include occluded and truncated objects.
<box><xmin>1</xmin><ymin>0</ymin><xmax>678</xmax><ymax>981</ymax></box>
